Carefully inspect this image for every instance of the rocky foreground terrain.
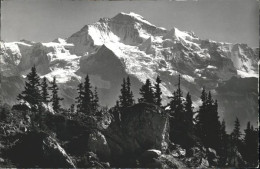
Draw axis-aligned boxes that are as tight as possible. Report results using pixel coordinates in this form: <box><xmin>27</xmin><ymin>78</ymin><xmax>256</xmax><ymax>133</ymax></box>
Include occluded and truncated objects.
<box><xmin>0</xmin><ymin>103</ymin><xmax>246</xmax><ymax>168</ymax></box>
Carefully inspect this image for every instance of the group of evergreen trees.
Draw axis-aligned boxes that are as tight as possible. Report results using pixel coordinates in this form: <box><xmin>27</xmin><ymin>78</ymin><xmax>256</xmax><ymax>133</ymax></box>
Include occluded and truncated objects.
<box><xmin>75</xmin><ymin>75</ymin><xmax>99</xmax><ymax>115</ymax></box>
<box><xmin>115</xmin><ymin>76</ymin><xmax>163</xmax><ymax>109</ymax></box>
<box><xmin>196</xmin><ymin>88</ymin><xmax>220</xmax><ymax>150</ymax></box>
<box><xmin>138</xmin><ymin>76</ymin><xmax>162</xmax><ymax>106</ymax></box>
<box><xmin>118</xmin><ymin>77</ymin><xmax>134</xmax><ymax>108</ymax></box>
<box><xmin>17</xmin><ymin>66</ymin><xmax>63</xmax><ymax>113</ymax></box>
<box><xmin>115</xmin><ymin>74</ymin><xmax>258</xmax><ymax>166</ymax></box>
<box><xmin>17</xmin><ymin>66</ymin><xmax>258</xmax><ymax>167</ymax></box>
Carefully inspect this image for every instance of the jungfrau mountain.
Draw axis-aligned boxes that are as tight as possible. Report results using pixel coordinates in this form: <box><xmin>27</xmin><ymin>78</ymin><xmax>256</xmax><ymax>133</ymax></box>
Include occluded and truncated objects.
<box><xmin>0</xmin><ymin>12</ymin><xmax>258</xmax><ymax>131</ymax></box>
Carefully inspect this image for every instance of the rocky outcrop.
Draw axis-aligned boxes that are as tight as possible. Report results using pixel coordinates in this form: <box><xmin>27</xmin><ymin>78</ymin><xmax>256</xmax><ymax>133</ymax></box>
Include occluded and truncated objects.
<box><xmin>4</xmin><ymin>131</ymin><xmax>75</xmax><ymax>168</ymax></box>
<box><xmin>103</xmin><ymin>103</ymin><xmax>169</xmax><ymax>167</ymax></box>
<box><xmin>121</xmin><ymin>103</ymin><xmax>169</xmax><ymax>152</ymax></box>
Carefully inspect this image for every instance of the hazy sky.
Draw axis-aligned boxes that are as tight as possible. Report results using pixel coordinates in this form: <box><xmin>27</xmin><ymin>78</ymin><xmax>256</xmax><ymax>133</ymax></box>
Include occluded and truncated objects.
<box><xmin>1</xmin><ymin>0</ymin><xmax>259</xmax><ymax>47</ymax></box>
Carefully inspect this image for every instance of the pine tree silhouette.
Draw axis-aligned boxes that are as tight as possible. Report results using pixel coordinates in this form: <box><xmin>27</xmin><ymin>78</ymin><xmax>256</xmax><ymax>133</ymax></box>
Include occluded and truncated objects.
<box><xmin>49</xmin><ymin>76</ymin><xmax>63</xmax><ymax>113</ymax></box>
<box><xmin>207</xmin><ymin>98</ymin><xmax>221</xmax><ymax>149</ymax></box>
<box><xmin>82</xmin><ymin>75</ymin><xmax>93</xmax><ymax>115</ymax></box>
<box><xmin>76</xmin><ymin>83</ymin><xmax>84</xmax><ymax>113</ymax></box>
<box><xmin>92</xmin><ymin>87</ymin><xmax>99</xmax><ymax>112</ymax></box>
<box><xmin>232</xmin><ymin>117</ymin><xmax>241</xmax><ymax>145</ymax></box>
<box><xmin>219</xmin><ymin>119</ymin><xmax>228</xmax><ymax>166</ymax></box>
<box><xmin>126</xmin><ymin>76</ymin><xmax>134</xmax><ymax>107</ymax></box>
<box><xmin>154</xmin><ymin>76</ymin><xmax>162</xmax><ymax>107</ymax></box>
<box><xmin>196</xmin><ymin>87</ymin><xmax>207</xmax><ymax>140</ymax></box>
<box><xmin>41</xmin><ymin>77</ymin><xmax>50</xmax><ymax>103</ymax></box>
<box><xmin>138</xmin><ymin>79</ymin><xmax>154</xmax><ymax>104</ymax></box>
<box><xmin>196</xmin><ymin>89</ymin><xmax>221</xmax><ymax>149</ymax></box>
<box><xmin>168</xmin><ymin>75</ymin><xmax>184</xmax><ymax>119</ymax></box>
<box><xmin>243</xmin><ymin>121</ymin><xmax>258</xmax><ymax>166</ymax></box>
<box><xmin>119</xmin><ymin>78</ymin><xmax>128</xmax><ymax>108</ymax></box>
<box><xmin>184</xmin><ymin>92</ymin><xmax>193</xmax><ymax>130</ymax></box>
<box><xmin>17</xmin><ymin>65</ymin><xmax>42</xmax><ymax>112</ymax></box>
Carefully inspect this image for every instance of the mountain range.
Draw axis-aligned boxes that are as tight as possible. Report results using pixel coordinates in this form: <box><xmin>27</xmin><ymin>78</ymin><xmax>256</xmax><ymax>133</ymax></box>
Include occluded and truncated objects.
<box><xmin>0</xmin><ymin>12</ymin><xmax>258</xmax><ymax>132</ymax></box>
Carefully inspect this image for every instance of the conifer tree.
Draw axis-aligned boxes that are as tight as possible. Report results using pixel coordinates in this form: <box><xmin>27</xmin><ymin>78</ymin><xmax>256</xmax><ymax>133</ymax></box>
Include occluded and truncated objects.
<box><xmin>126</xmin><ymin>76</ymin><xmax>134</xmax><ymax>107</ymax></box>
<box><xmin>168</xmin><ymin>75</ymin><xmax>184</xmax><ymax>118</ymax></box>
<box><xmin>49</xmin><ymin>77</ymin><xmax>63</xmax><ymax>113</ymax></box>
<box><xmin>244</xmin><ymin>122</ymin><xmax>252</xmax><ymax>150</ymax></box>
<box><xmin>119</xmin><ymin>78</ymin><xmax>128</xmax><ymax>108</ymax></box>
<box><xmin>154</xmin><ymin>76</ymin><xmax>162</xmax><ymax>107</ymax></box>
<box><xmin>17</xmin><ymin>65</ymin><xmax>42</xmax><ymax>111</ymax></box>
<box><xmin>76</xmin><ymin>83</ymin><xmax>84</xmax><ymax>113</ymax></box>
<box><xmin>196</xmin><ymin>87</ymin><xmax>207</xmax><ymax>139</ymax></box>
<box><xmin>184</xmin><ymin>92</ymin><xmax>193</xmax><ymax>129</ymax></box>
<box><xmin>196</xmin><ymin>88</ymin><xmax>221</xmax><ymax>149</ymax></box>
<box><xmin>219</xmin><ymin>119</ymin><xmax>228</xmax><ymax>166</ymax></box>
<box><xmin>41</xmin><ymin>77</ymin><xmax>49</xmax><ymax>103</ymax></box>
<box><xmin>232</xmin><ymin>117</ymin><xmax>241</xmax><ymax>145</ymax></box>
<box><xmin>168</xmin><ymin>75</ymin><xmax>189</xmax><ymax>145</ymax></box>
<box><xmin>138</xmin><ymin>79</ymin><xmax>154</xmax><ymax>104</ymax></box>
<box><xmin>168</xmin><ymin>91</ymin><xmax>178</xmax><ymax>111</ymax></box>
<box><xmin>243</xmin><ymin>121</ymin><xmax>258</xmax><ymax>166</ymax></box>
<box><xmin>82</xmin><ymin>75</ymin><xmax>93</xmax><ymax>114</ymax></box>
<box><xmin>208</xmin><ymin>99</ymin><xmax>221</xmax><ymax>150</ymax></box>
<box><xmin>112</xmin><ymin>100</ymin><xmax>121</xmax><ymax>123</ymax></box>
<box><xmin>92</xmin><ymin>87</ymin><xmax>99</xmax><ymax>112</ymax></box>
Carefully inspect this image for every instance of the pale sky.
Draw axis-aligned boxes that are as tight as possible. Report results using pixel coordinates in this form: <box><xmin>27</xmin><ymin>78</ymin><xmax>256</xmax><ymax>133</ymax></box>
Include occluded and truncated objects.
<box><xmin>1</xmin><ymin>0</ymin><xmax>259</xmax><ymax>47</ymax></box>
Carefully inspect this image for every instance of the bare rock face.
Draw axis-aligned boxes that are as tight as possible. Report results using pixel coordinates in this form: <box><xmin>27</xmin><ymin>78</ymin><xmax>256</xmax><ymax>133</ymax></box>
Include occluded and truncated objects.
<box><xmin>103</xmin><ymin>103</ymin><xmax>169</xmax><ymax>167</ymax></box>
<box><xmin>121</xmin><ymin>103</ymin><xmax>169</xmax><ymax>152</ymax></box>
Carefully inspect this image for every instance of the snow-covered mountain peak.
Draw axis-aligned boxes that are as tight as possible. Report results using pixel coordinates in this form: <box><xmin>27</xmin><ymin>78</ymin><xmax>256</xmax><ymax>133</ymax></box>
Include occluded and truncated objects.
<box><xmin>112</xmin><ymin>12</ymin><xmax>156</xmax><ymax>27</ymax></box>
<box><xmin>1</xmin><ymin>13</ymin><xmax>258</xmax><ymax>131</ymax></box>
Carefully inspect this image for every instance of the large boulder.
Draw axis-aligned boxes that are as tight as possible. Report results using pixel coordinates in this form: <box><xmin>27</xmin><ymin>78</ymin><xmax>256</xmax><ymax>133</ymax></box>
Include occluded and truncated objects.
<box><xmin>121</xmin><ymin>103</ymin><xmax>169</xmax><ymax>152</ymax></box>
<box><xmin>5</xmin><ymin>131</ymin><xmax>75</xmax><ymax>168</ymax></box>
<box><xmin>103</xmin><ymin>103</ymin><xmax>170</xmax><ymax>167</ymax></box>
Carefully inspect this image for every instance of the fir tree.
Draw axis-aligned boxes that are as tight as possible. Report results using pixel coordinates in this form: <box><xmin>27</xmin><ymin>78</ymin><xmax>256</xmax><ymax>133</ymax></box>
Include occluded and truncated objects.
<box><xmin>126</xmin><ymin>76</ymin><xmax>134</xmax><ymax>107</ymax></box>
<box><xmin>41</xmin><ymin>77</ymin><xmax>50</xmax><ymax>103</ymax></box>
<box><xmin>219</xmin><ymin>119</ymin><xmax>228</xmax><ymax>166</ymax></box>
<box><xmin>82</xmin><ymin>75</ymin><xmax>93</xmax><ymax>114</ymax></box>
<box><xmin>92</xmin><ymin>87</ymin><xmax>99</xmax><ymax>112</ymax></box>
<box><xmin>196</xmin><ymin>87</ymin><xmax>207</xmax><ymax>139</ymax></box>
<box><xmin>119</xmin><ymin>78</ymin><xmax>128</xmax><ymax>108</ymax></box>
<box><xmin>244</xmin><ymin>122</ymin><xmax>252</xmax><ymax>149</ymax></box>
<box><xmin>17</xmin><ymin>65</ymin><xmax>42</xmax><ymax>111</ymax></box>
<box><xmin>49</xmin><ymin>77</ymin><xmax>63</xmax><ymax>113</ymax></box>
<box><xmin>168</xmin><ymin>75</ymin><xmax>184</xmax><ymax>118</ymax></box>
<box><xmin>243</xmin><ymin>122</ymin><xmax>258</xmax><ymax>166</ymax></box>
<box><xmin>168</xmin><ymin>91</ymin><xmax>178</xmax><ymax>111</ymax></box>
<box><xmin>168</xmin><ymin>75</ymin><xmax>186</xmax><ymax>144</ymax></box>
<box><xmin>207</xmin><ymin>99</ymin><xmax>221</xmax><ymax>150</ymax></box>
<box><xmin>154</xmin><ymin>76</ymin><xmax>162</xmax><ymax>107</ymax></box>
<box><xmin>232</xmin><ymin>117</ymin><xmax>241</xmax><ymax>145</ymax></box>
<box><xmin>76</xmin><ymin>83</ymin><xmax>84</xmax><ymax>113</ymax></box>
<box><xmin>184</xmin><ymin>92</ymin><xmax>193</xmax><ymax>129</ymax></box>
<box><xmin>112</xmin><ymin>100</ymin><xmax>121</xmax><ymax>123</ymax></box>
<box><xmin>138</xmin><ymin>79</ymin><xmax>154</xmax><ymax>104</ymax></box>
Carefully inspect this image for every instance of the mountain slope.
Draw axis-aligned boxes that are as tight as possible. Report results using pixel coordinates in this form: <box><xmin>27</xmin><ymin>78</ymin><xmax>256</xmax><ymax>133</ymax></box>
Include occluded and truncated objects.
<box><xmin>0</xmin><ymin>12</ymin><xmax>258</xmax><ymax>131</ymax></box>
